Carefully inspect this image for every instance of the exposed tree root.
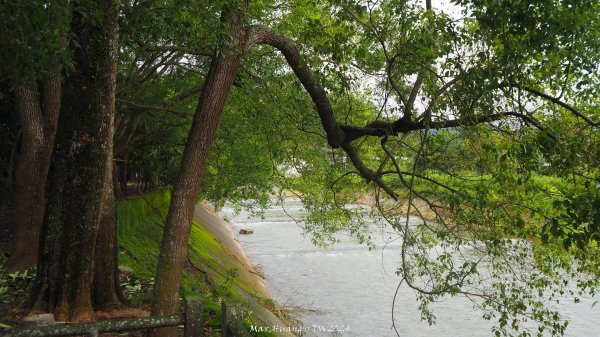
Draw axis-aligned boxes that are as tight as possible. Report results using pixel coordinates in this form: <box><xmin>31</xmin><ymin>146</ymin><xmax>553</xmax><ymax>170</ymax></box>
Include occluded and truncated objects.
<box><xmin>184</xmin><ymin>257</ymin><xmax>212</xmax><ymax>286</ymax></box>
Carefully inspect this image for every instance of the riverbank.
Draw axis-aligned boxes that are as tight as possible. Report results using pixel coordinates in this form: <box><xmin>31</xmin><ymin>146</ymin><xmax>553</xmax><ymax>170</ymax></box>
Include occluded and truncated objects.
<box><xmin>193</xmin><ymin>202</ymin><xmax>297</xmax><ymax>337</ymax></box>
<box><xmin>116</xmin><ymin>189</ymin><xmax>295</xmax><ymax>336</ymax></box>
<box><xmin>194</xmin><ymin>202</ymin><xmax>271</xmax><ymax>299</ymax></box>
<box><xmin>0</xmin><ymin>190</ymin><xmax>294</xmax><ymax>336</ymax></box>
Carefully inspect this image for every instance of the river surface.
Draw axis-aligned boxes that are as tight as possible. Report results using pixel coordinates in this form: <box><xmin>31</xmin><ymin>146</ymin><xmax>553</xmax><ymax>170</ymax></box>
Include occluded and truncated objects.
<box><xmin>221</xmin><ymin>200</ymin><xmax>600</xmax><ymax>337</ymax></box>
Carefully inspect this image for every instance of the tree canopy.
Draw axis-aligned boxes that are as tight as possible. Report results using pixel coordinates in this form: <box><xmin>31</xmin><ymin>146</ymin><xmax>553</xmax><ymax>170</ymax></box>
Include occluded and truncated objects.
<box><xmin>1</xmin><ymin>0</ymin><xmax>599</xmax><ymax>336</ymax></box>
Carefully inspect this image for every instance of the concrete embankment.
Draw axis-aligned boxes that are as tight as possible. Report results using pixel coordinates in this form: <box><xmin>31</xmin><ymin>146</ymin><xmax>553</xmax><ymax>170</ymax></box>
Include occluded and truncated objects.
<box><xmin>193</xmin><ymin>203</ymin><xmax>296</xmax><ymax>337</ymax></box>
<box><xmin>117</xmin><ymin>189</ymin><xmax>296</xmax><ymax>336</ymax></box>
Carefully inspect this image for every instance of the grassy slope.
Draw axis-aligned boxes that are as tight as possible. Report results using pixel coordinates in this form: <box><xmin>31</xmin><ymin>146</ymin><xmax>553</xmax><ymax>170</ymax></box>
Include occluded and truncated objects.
<box><xmin>117</xmin><ymin>189</ymin><xmax>291</xmax><ymax>336</ymax></box>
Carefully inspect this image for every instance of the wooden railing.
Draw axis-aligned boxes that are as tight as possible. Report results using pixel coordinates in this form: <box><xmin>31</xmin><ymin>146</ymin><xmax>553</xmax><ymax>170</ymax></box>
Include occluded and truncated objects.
<box><xmin>5</xmin><ymin>299</ymin><xmax>254</xmax><ymax>337</ymax></box>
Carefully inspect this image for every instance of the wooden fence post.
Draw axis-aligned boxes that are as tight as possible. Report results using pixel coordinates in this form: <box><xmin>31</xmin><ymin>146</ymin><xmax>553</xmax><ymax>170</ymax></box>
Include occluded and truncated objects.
<box><xmin>220</xmin><ymin>302</ymin><xmax>228</xmax><ymax>337</ymax></box>
<box><xmin>226</xmin><ymin>306</ymin><xmax>253</xmax><ymax>337</ymax></box>
<box><xmin>219</xmin><ymin>301</ymin><xmax>253</xmax><ymax>337</ymax></box>
<box><xmin>184</xmin><ymin>298</ymin><xmax>204</xmax><ymax>337</ymax></box>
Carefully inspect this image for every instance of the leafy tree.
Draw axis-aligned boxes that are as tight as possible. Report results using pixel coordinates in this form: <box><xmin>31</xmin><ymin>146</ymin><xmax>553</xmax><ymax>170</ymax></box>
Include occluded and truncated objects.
<box><xmin>150</xmin><ymin>1</ymin><xmax>600</xmax><ymax>336</ymax></box>
<box><xmin>22</xmin><ymin>0</ymin><xmax>131</xmax><ymax>321</ymax></box>
<box><xmin>0</xmin><ymin>0</ymin><xmax>70</xmax><ymax>271</ymax></box>
<box><xmin>1</xmin><ymin>0</ymin><xmax>598</xmax><ymax>336</ymax></box>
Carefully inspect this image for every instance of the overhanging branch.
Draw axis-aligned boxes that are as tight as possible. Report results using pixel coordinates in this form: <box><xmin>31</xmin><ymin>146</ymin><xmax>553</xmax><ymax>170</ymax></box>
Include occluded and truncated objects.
<box><xmin>247</xmin><ymin>25</ymin><xmax>345</xmax><ymax>148</ymax></box>
<box><xmin>521</xmin><ymin>86</ymin><xmax>598</xmax><ymax>127</ymax></box>
<box><xmin>244</xmin><ymin>25</ymin><xmax>564</xmax><ymax>202</ymax></box>
<box><xmin>247</xmin><ymin>25</ymin><xmax>401</xmax><ymax>199</ymax></box>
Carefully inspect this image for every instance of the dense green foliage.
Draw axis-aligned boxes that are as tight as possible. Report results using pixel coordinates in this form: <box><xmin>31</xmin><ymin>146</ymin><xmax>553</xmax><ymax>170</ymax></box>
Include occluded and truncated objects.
<box><xmin>0</xmin><ymin>1</ymin><xmax>70</xmax><ymax>83</ymax></box>
<box><xmin>1</xmin><ymin>0</ymin><xmax>599</xmax><ymax>336</ymax></box>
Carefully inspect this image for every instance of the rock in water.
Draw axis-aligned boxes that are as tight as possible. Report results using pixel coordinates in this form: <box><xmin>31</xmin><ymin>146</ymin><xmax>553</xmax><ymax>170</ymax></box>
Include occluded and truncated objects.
<box><xmin>239</xmin><ymin>228</ymin><xmax>254</xmax><ymax>235</ymax></box>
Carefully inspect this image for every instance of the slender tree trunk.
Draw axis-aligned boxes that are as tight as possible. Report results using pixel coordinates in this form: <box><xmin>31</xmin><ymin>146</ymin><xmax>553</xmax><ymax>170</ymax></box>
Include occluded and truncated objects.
<box><xmin>118</xmin><ymin>159</ymin><xmax>128</xmax><ymax>197</ymax></box>
<box><xmin>116</xmin><ymin>112</ymin><xmax>142</xmax><ymax>197</ymax></box>
<box><xmin>27</xmin><ymin>0</ymin><xmax>121</xmax><ymax>322</ymax></box>
<box><xmin>6</xmin><ymin>78</ymin><xmax>60</xmax><ymax>272</ymax></box>
<box><xmin>113</xmin><ymin>160</ymin><xmax>124</xmax><ymax>199</ymax></box>
<box><xmin>149</xmin><ymin>5</ymin><xmax>248</xmax><ymax>337</ymax></box>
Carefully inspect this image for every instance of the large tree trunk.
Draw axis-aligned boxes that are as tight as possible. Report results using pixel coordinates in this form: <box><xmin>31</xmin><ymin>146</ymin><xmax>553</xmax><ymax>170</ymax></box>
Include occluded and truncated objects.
<box><xmin>93</xmin><ymin>26</ymin><xmax>127</xmax><ymax>311</ymax></box>
<box><xmin>92</xmin><ymin>145</ymin><xmax>133</xmax><ymax>316</ymax></box>
<box><xmin>6</xmin><ymin>78</ymin><xmax>60</xmax><ymax>272</ymax></box>
<box><xmin>27</xmin><ymin>0</ymin><xmax>122</xmax><ymax>322</ymax></box>
<box><xmin>149</xmin><ymin>5</ymin><xmax>248</xmax><ymax>337</ymax></box>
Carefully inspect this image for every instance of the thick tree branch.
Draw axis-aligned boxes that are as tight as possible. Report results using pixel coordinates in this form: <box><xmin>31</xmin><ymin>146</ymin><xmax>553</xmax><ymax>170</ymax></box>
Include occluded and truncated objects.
<box><xmin>247</xmin><ymin>25</ymin><xmax>345</xmax><ymax>148</ymax></box>
<box><xmin>341</xmin><ymin>110</ymin><xmax>556</xmax><ymax>144</ymax></box>
<box><xmin>247</xmin><ymin>26</ymin><xmax>400</xmax><ymax>198</ymax></box>
<box><xmin>244</xmin><ymin>26</ymin><xmax>559</xmax><ymax>202</ymax></box>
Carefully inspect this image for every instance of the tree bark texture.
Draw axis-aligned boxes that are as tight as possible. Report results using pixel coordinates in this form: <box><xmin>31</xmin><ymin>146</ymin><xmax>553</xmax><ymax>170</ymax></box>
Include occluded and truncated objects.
<box><xmin>28</xmin><ymin>0</ymin><xmax>121</xmax><ymax>322</ymax></box>
<box><xmin>93</xmin><ymin>20</ymin><xmax>126</xmax><ymax>310</ymax></box>
<box><xmin>149</xmin><ymin>4</ymin><xmax>249</xmax><ymax>337</ymax></box>
<box><xmin>7</xmin><ymin>79</ymin><xmax>61</xmax><ymax>272</ymax></box>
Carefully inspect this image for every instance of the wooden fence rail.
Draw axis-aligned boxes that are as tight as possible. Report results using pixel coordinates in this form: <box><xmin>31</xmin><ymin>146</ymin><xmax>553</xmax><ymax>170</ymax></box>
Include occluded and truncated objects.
<box><xmin>6</xmin><ymin>314</ymin><xmax>186</xmax><ymax>337</ymax></box>
<box><xmin>3</xmin><ymin>299</ymin><xmax>244</xmax><ymax>337</ymax></box>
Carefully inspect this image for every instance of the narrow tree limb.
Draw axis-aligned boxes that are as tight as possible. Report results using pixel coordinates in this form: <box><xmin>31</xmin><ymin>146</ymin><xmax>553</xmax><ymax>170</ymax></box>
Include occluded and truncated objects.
<box><xmin>421</xmin><ymin>73</ymin><xmax>467</xmax><ymax>120</ymax></box>
<box><xmin>117</xmin><ymin>99</ymin><xmax>191</xmax><ymax>117</ymax></box>
<box><xmin>387</xmin><ymin>54</ymin><xmax>408</xmax><ymax>108</ymax></box>
<box><xmin>141</xmin><ymin>45</ymin><xmax>213</xmax><ymax>57</ymax></box>
<box><xmin>341</xmin><ymin>142</ymin><xmax>398</xmax><ymax>200</ymax></box>
<box><xmin>169</xmin><ymin>85</ymin><xmax>203</xmax><ymax>103</ymax></box>
<box><xmin>521</xmin><ymin>86</ymin><xmax>598</xmax><ymax>126</ymax></box>
<box><xmin>428</xmin><ymin>111</ymin><xmax>548</xmax><ymax>132</ymax></box>
<box><xmin>378</xmin><ymin>171</ymin><xmax>459</xmax><ymax>194</ymax></box>
<box><xmin>405</xmin><ymin>75</ymin><xmax>422</xmax><ymax>118</ymax></box>
<box><xmin>119</xmin><ymin>60</ymin><xmax>175</xmax><ymax>95</ymax></box>
<box><xmin>376</xmin><ymin>141</ymin><xmax>403</xmax><ymax>178</ymax></box>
